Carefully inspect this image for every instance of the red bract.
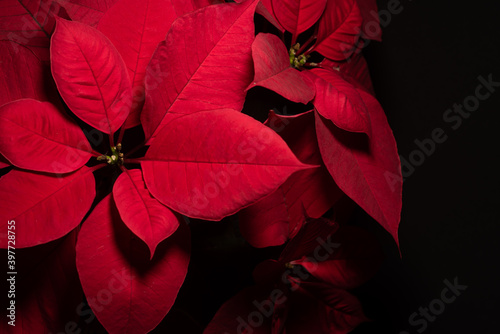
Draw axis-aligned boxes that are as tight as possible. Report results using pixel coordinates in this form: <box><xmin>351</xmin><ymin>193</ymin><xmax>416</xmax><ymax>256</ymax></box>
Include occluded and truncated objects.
<box><xmin>249</xmin><ymin>33</ymin><xmax>315</xmax><ymax>104</ymax></box>
<box><xmin>271</xmin><ymin>0</ymin><xmax>327</xmax><ymax>44</ymax></box>
<box><xmin>76</xmin><ymin>195</ymin><xmax>190</xmax><ymax>334</ymax></box>
<box><xmin>0</xmin><ymin>168</ymin><xmax>95</xmax><ymax>248</ymax></box>
<box><xmin>312</xmin><ymin>0</ymin><xmax>364</xmax><ymax>60</ymax></box>
<box><xmin>304</xmin><ymin>68</ymin><xmax>370</xmax><ymax>134</ymax></box>
<box><xmin>0</xmin><ymin>99</ymin><xmax>92</xmax><ymax>173</ymax></box>
<box><xmin>54</xmin><ymin>0</ymin><xmax>117</xmax><ymax>26</ymax></box>
<box><xmin>0</xmin><ymin>0</ymin><xmax>68</xmax><ymax>60</ymax></box>
<box><xmin>141</xmin><ymin>0</ymin><xmax>258</xmax><ymax>141</ymax></box>
<box><xmin>0</xmin><ymin>41</ymin><xmax>59</xmax><ymax>105</ymax></box>
<box><xmin>51</xmin><ymin>19</ymin><xmax>132</xmax><ymax>135</ymax></box>
<box><xmin>141</xmin><ymin>109</ymin><xmax>309</xmax><ymax>220</ymax></box>
<box><xmin>315</xmin><ymin>89</ymin><xmax>402</xmax><ymax>245</ymax></box>
<box><xmin>97</xmin><ymin>0</ymin><xmax>207</xmax><ymax>128</ymax></box>
<box><xmin>113</xmin><ymin>169</ymin><xmax>181</xmax><ymax>259</ymax></box>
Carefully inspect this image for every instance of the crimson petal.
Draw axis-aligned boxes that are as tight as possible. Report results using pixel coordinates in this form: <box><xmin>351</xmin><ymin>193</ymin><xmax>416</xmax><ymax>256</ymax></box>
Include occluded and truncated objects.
<box><xmin>113</xmin><ymin>169</ymin><xmax>181</xmax><ymax>259</ymax></box>
<box><xmin>0</xmin><ymin>99</ymin><xmax>92</xmax><ymax>173</ymax></box>
<box><xmin>51</xmin><ymin>19</ymin><xmax>132</xmax><ymax>134</ymax></box>
<box><xmin>0</xmin><ymin>167</ymin><xmax>95</xmax><ymax>248</ymax></box>
<box><xmin>141</xmin><ymin>0</ymin><xmax>259</xmax><ymax>142</ymax></box>
<box><xmin>141</xmin><ymin>109</ymin><xmax>310</xmax><ymax>220</ymax></box>
<box><xmin>248</xmin><ymin>33</ymin><xmax>315</xmax><ymax>104</ymax></box>
<box><xmin>315</xmin><ymin>90</ymin><xmax>402</xmax><ymax>246</ymax></box>
<box><xmin>76</xmin><ymin>194</ymin><xmax>191</xmax><ymax>334</ymax></box>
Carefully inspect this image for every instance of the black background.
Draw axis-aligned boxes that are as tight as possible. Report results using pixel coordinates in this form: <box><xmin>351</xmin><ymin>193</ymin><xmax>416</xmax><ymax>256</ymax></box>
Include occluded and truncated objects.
<box><xmin>353</xmin><ymin>0</ymin><xmax>500</xmax><ymax>333</ymax></box>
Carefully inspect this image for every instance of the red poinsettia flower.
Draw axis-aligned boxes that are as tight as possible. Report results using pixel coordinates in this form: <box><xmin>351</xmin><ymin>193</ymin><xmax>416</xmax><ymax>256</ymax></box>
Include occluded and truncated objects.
<box><xmin>239</xmin><ymin>0</ymin><xmax>402</xmax><ymax>249</ymax></box>
<box><xmin>0</xmin><ymin>0</ymin><xmax>402</xmax><ymax>333</ymax></box>
<box><xmin>205</xmin><ymin>215</ymin><xmax>384</xmax><ymax>334</ymax></box>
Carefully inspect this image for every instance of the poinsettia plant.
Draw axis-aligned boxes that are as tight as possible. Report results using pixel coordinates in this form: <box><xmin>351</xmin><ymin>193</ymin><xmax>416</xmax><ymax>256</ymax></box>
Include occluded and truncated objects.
<box><xmin>0</xmin><ymin>0</ymin><xmax>402</xmax><ymax>333</ymax></box>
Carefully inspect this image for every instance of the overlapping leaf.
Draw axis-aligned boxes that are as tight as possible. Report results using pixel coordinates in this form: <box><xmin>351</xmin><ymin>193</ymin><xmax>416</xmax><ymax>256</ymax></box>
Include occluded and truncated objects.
<box><xmin>51</xmin><ymin>19</ymin><xmax>132</xmax><ymax>134</ymax></box>
<box><xmin>0</xmin><ymin>167</ymin><xmax>95</xmax><ymax>248</ymax></box>
<box><xmin>0</xmin><ymin>0</ymin><xmax>67</xmax><ymax>60</ymax></box>
<box><xmin>97</xmin><ymin>0</ymin><xmax>202</xmax><ymax>128</ymax></box>
<box><xmin>0</xmin><ymin>41</ymin><xmax>59</xmax><ymax>106</ymax></box>
<box><xmin>271</xmin><ymin>0</ymin><xmax>327</xmax><ymax>41</ymax></box>
<box><xmin>113</xmin><ymin>169</ymin><xmax>181</xmax><ymax>259</ymax></box>
<box><xmin>315</xmin><ymin>89</ymin><xmax>402</xmax><ymax>245</ymax></box>
<box><xmin>141</xmin><ymin>0</ymin><xmax>258</xmax><ymax>141</ymax></box>
<box><xmin>239</xmin><ymin>111</ymin><xmax>342</xmax><ymax>248</ymax></box>
<box><xmin>0</xmin><ymin>99</ymin><xmax>92</xmax><ymax>173</ymax></box>
<box><xmin>312</xmin><ymin>0</ymin><xmax>363</xmax><ymax>60</ymax></box>
<box><xmin>248</xmin><ymin>33</ymin><xmax>315</xmax><ymax>104</ymax></box>
<box><xmin>76</xmin><ymin>195</ymin><xmax>191</xmax><ymax>334</ymax></box>
<box><xmin>54</xmin><ymin>0</ymin><xmax>117</xmax><ymax>26</ymax></box>
<box><xmin>141</xmin><ymin>109</ymin><xmax>310</xmax><ymax>220</ymax></box>
<box><xmin>304</xmin><ymin>68</ymin><xmax>370</xmax><ymax>134</ymax></box>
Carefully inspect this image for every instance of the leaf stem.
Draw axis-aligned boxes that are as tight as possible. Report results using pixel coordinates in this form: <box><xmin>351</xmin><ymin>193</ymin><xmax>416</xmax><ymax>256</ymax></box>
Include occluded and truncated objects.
<box><xmin>87</xmin><ymin>164</ymin><xmax>107</xmax><ymax>174</ymax></box>
<box><xmin>108</xmin><ymin>132</ymin><xmax>115</xmax><ymax>149</ymax></box>
<box><xmin>123</xmin><ymin>158</ymin><xmax>143</xmax><ymax>165</ymax></box>
<box><xmin>90</xmin><ymin>149</ymin><xmax>102</xmax><ymax>158</ymax></box>
<box><xmin>117</xmin><ymin>121</ymin><xmax>127</xmax><ymax>145</ymax></box>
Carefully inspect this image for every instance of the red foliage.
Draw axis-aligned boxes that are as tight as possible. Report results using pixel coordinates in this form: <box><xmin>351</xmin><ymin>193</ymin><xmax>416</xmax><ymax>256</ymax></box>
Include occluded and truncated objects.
<box><xmin>0</xmin><ymin>0</ymin><xmax>400</xmax><ymax>332</ymax></box>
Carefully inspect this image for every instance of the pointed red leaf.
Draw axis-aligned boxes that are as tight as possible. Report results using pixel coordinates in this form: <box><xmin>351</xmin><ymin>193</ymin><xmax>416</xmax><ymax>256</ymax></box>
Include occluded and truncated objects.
<box><xmin>312</xmin><ymin>0</ymin><xmax>363</xmax><ymax>60</ymax></box>
<box><xmin>141</xmin><ymin>0</ymin><xmax>258</xmax><ymax>142</ymax></box>
<box><xmin>248</xmin><ymin>33</ymin><xmax>315</xmax><ymax>104</ymax></box>
<box><xmin>270</xmin><ymin>0</ymin><xmax>327</xmax><ymax>40</ymax></box>
<box><xmin>113</xmin><ymin>169</ymin><xmax>181</xmax><ymax>259</ymax></box>
<box><xmin>204</xmin><ymin>286</ymin><xmax>273</xmax><ymax>334</ymax></box>
<box><xmin>51</xmin><ymin>19</ymin><xmax>132</xmax><ymax>134</ymax></box>
<box><xmin>305</xmin><ymin>68</ymin><xmax>370</xmax><ymax>134</ymax></box>
<box><xmin>293</xmin><ymin>226</ymin><xmax>383</xmax><ymax>289</ymax></box>
<box><xmin>0</xmin><ymin>41</ymin><xmax>59</xmax><ymax>106</ymax></box>
<box><xmin>141</xmin><ymin>109</ymin><xmax>310</xmax><ymax>220</ymax></box>
<box><xmin>76</xmin><ymin>195</ymin><xmax>191</xmax><ymax>334</ymax></box>
<box><xmin>239</xmin><ymin>111</ymin><xmax>342</xmax><ymax>248</ymax></box>
<box><xmin>98</xmin><ymin>0</ymin><xmax>201</xmax><ymax>128</ymax></box>
<box><xmin>0</xmin><ymin>167</ymin><xmax>95</xmax><ymax>248</ymax></box>
<box><xmin>0</xmin><ymin>0</ymin><xmax>67</xmax><ymax>60</ymax></box>
<box><xmin>256</xmin><ymin>0</ymin><xmax>285</xmax><ymax>32</ymax></box>
<box><xmin>315</xmin><ymin>89</ymin><xmax>402</xmax><ymax>245</ymax></box>
<box><xmin>287</xmin><ymin>282</ymin><xmax>368</xmax><ymax>334</ymax></box>
<box><xmin>0</xmin><ymin>231</ymin><xmax>82</xmax><ymax>333</ymax></box>
<box><xmin>0</xmin><ymin>99</ymin><xmax>92</xmax><ymax>173</ymax></box>
<box><xmin>54</xmin><ymin>0</ymin><xmax>117</xmax><ymax>26</ymax></box>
